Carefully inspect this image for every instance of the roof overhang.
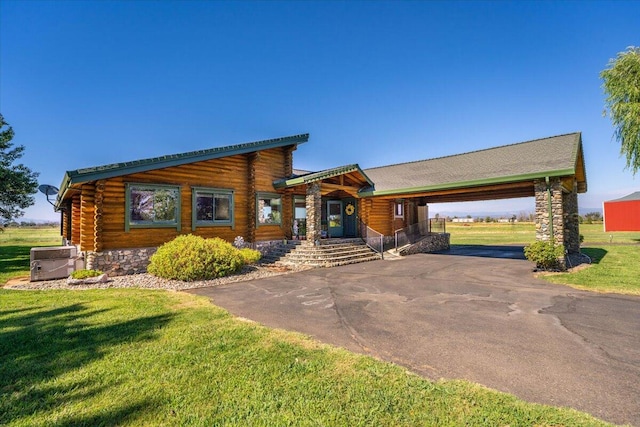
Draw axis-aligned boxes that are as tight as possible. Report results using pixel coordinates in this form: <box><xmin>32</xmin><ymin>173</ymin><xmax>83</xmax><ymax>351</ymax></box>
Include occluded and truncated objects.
<box><xmin>273</xmin><ymin>164</ymin><xmax>374</xmax><ymax>196</ymax></box>
<box><xmin>55</xmin><ymin>133</ymin><xmax>309</xmax><ymax>209</ymax></box>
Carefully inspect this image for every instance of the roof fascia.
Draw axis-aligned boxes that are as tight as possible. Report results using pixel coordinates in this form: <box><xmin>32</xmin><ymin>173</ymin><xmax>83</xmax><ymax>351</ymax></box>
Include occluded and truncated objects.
<box><xmin>358</xmin><ymin>168</ymin><xmax>576</xmax><ymax>198</ymax></box>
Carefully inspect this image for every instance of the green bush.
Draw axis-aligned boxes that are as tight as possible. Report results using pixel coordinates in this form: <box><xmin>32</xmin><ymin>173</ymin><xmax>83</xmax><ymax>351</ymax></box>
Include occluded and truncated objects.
<box><xmin>148</xmin><ymin>235</ymin><xmax>244</xmax><ymax>281</ymax></box>
<box><xmin>239</xmin><ymin>248</ymin><xmax>262</xmax><ymax>264</ymax></box>
<box><xmin>523</xmin><ymin>241</ymin><xmax>565</xmax><ymax>270</ymax></box>
<box><xmin>70</xmin><ymin>269</ymin><xmax>103</xmax><ymax>279</ymax></box>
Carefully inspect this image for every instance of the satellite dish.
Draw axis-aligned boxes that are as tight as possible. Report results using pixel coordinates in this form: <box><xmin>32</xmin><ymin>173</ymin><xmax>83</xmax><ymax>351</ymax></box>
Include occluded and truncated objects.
<box><xmin>39</xmin><ymin>184</ymin><xmax>59</xmax><ymax>207</ymax></box>
<box><xmin>39</xmin><ymin>184</ymin><xmax>59</xmax><ymax>196</ymax></box>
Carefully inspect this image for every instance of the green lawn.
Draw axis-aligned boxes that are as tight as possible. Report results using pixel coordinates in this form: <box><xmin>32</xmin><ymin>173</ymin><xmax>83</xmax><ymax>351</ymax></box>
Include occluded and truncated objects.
<box><xmin>0</xmin><ymin>289</ymin><xmax>611</xmax><ymax>426</ymax></box>
<box><xmin>0</xmin><ymin>226</ymin><xmax>61</xmax><ymax>284</ymax></box>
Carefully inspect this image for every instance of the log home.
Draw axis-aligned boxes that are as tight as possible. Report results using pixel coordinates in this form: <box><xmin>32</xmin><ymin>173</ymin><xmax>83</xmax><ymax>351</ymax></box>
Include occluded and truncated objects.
<box><xmin>54</xmin><ymin>132</ymin><xmax>587</xmax><ymax>275</ymax></box>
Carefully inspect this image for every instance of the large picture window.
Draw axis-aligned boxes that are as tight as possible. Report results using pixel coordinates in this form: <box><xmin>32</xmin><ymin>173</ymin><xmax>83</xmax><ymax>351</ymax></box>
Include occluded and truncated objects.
<box><xmin>257</xmin><ymin>193</ymin><xmax>282</xmax><ymax>225</ymax></box>
<box><xmin>126</xmin><ymin>183</ymin><xmax>181</xmax><ymax>231</ymax></box>
<box><xmin>192</xmin><ymin>187</ymin><xmax>234</xmax><ymax>230</ymax></box>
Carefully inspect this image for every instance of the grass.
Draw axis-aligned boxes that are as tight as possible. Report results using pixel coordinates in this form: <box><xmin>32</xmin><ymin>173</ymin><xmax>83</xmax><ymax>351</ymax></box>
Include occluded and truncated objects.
<box><xmin>447</xmin><ymin>222</ymin><xmax>640</xmax><ymax>295</ymax></box>
<box><xmin>448</xmin><ymin>222</ymin><xmax>535</xmax><ymax>245</ymax></box>
<box><xmin>0</xmin><ymin>289</ymin><xmax>611</xmax><ymax>426</ymax></box>
<box><xmin>543</xmin><ymin>246</ymin><xmax>640</xmax><ymax>295</ymax></box>
<box><xmin>0</xmin><ymin>226</ymin><xmax>61</xmax><ymax>284</ymax></box>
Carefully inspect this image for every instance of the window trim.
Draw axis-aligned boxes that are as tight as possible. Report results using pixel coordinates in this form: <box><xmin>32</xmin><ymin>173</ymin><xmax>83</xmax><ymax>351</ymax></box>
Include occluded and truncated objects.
<box><xmin>256</xmin><ymin>192</ymin><xmax>283</xmax><ymax>227</ymax></box>
<box><xmin>125</xmin><ymin>183</ymin><xmax>181</xmax><ymax>232</ymax></box>
<box><xmin>394</xmin><ymin>200</ymin><xmax>404</xmax><ymax>219</ymax></box>
<box><xmin>191</xmin><ymin>187</ymin><xmax>235</xmax><ymax>231</ymax></box>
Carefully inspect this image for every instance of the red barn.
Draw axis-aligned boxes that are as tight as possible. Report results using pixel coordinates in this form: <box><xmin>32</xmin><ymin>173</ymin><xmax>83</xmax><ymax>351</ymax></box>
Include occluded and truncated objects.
<box><xmin>603</xmin><ymin>191</ymin><xmax>640</xmax><ymax>232</ymax></box>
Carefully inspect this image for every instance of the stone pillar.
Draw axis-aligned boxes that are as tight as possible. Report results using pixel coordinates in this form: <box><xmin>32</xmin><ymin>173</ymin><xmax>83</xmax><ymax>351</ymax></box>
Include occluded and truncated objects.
<box><xmin>534</xmin><ymin>178</ymin><xmax>564</xmax><ymax>246</ymax></box>
<box><xmin>305</xmin><ymin>182</ymin><xmax>321</xmax><ymax>245</ymax></box>
<box><xmin>563</xmin><ymin>182</ymin><xmax>581</xmax><ymax>254</ymax></box>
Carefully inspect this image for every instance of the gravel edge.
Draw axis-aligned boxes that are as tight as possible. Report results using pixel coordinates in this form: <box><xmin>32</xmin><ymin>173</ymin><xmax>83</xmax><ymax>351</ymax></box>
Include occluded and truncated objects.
<box><xmin>4</xmin><ymin>264</ymin><xmax>310</xmax><ymax>291</ymax></box>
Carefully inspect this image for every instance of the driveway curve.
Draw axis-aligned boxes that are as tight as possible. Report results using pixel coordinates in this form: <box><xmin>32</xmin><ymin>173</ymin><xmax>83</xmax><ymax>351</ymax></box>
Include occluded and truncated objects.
<box><xmin>187</xmin><ymin>253</ymin><xmax>640</xmax><ymax>425</ymax></box>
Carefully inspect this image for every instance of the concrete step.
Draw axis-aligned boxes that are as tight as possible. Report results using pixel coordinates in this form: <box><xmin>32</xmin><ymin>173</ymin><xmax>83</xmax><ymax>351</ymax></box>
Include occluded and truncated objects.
<box><xmin>263</xmin><ymin>240</ymin><xmax>382</xmax><ymax>268</ymax></box>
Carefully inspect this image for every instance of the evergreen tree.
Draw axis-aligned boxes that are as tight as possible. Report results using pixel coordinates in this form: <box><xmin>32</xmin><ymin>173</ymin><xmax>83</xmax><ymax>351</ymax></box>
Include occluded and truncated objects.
<box><xmin>0</xmin><ymin>114</ymin><xmax>39</xmax><ymax>223</ymax></box>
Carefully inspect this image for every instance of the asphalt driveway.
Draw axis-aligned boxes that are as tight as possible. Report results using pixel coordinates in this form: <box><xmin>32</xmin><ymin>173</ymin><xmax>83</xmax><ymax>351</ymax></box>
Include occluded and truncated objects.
<box><xmin>188</xmin><ymin>253</ymin><xmax>640</xmax><ymax>425</ymax></box>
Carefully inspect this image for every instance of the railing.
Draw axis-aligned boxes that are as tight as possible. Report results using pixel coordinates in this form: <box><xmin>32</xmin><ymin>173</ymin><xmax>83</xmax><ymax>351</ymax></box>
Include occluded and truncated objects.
<box><xmin>394</xmin><ymin>218</ymin><xmax>447</xmax><ymax>251</ymax></box>
<box><xmin>358</xmin><ymin>217</ymin><xmax>384</xmax><ymax>259</ymax></box>
<box><xmin>430</xmin><ymin>217</ymin><xmax>446</xmax><ymax>234</ymax></box>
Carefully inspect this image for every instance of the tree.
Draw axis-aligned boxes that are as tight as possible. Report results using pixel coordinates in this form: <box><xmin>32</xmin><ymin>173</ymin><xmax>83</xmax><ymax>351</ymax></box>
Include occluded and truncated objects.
<box><xmin>0</xmin><ymin>114</ymin><xmax>39</xmax><ymax>223</ymax></box>
<box><xmin>601</xmin><ymin>46</ymin><xmax>640</xmax><ymax>174</ymax></box>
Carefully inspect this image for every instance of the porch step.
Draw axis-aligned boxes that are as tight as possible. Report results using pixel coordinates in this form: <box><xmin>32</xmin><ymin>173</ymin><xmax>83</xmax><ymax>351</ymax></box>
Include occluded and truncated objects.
<box><xmin>262</xmin><ymin>241</ymin><xmax>382</xmax><ymax>268</ymax></box>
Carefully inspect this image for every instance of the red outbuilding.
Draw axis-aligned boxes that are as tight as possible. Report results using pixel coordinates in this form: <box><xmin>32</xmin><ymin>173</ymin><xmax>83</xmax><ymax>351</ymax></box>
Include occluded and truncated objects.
<box><xmin>603</xmin><ymin>191</ymin><xmax>640</xmax><ymax>232</ymax></box>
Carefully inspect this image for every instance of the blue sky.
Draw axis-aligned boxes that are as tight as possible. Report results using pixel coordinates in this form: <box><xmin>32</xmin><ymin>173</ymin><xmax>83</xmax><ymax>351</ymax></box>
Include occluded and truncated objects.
<box><xmin>1</xmin><ymin>1</ymin><xmax>639</xmax><ymax>221</ymax></box>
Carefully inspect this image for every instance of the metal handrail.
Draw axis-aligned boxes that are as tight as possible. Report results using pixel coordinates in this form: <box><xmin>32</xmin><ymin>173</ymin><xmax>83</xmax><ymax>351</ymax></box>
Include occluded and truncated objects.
<box><xmin>394</xmin><ymin>218</ymin><xmax>447</xmax><ymax>251</ymax></box>
<box><xmin>357</xmin><ymin>217</ymin><xmax>384</xmax><ymax>259</ymax></box>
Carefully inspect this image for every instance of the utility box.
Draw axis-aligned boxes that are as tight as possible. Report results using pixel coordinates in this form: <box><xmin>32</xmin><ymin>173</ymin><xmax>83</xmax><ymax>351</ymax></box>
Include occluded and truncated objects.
<box><xmin>30</xmin><ymin>246</ymin><xmax>80</xmax><ymax>281</ymax></box>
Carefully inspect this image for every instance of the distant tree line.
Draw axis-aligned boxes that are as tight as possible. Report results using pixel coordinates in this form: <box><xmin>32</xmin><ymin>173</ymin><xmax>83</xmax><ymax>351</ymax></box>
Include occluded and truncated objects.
<box><xmin>3</xmin><ymin>220</ymin><xmax>59</xmax><ymax>228</ymax></box>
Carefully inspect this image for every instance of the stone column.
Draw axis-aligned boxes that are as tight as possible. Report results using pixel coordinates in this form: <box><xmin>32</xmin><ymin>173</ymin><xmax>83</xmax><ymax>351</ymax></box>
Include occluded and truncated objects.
<box><xmin>534</xmin><ymin>178</ymin><xmax>564</xmax><ymax>247</ymax></box>
<box><xmin>305</xmin><ymin>182</ymin><xmax>322</xmax><ymax>245</ymax></box>
<box><xmin>563</xmin><ymin>183</ymin><xmax>580</xmax><ymax>254</ymax></box>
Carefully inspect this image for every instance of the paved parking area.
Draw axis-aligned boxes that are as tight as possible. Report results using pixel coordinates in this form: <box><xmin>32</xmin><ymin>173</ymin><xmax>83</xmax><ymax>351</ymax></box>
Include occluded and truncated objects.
<box><xmin>188</xmin><ymin>253</ymin><xmax>640</xmax><ymax>425</ymax></box>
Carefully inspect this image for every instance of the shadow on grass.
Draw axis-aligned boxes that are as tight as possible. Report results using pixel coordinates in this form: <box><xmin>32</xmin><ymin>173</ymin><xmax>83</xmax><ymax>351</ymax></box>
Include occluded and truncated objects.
<box><xmin>0</xmin><ymin>302</ymin><xmax>173</xmax><ymax>425</ymax></box>
<box><xmin>581</xmin><ymin>247</ymin><xmax>608</xmax><ymax>264</ymax></box>
<box><xmin>0</xmin><ymin>245</ymin><xmax>32</xmax><ymax>276</ymax></box>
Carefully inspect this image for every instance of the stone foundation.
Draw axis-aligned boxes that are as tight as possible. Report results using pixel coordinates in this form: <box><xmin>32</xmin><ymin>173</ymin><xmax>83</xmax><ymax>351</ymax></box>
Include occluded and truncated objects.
<box><xmin>399</xmin><ymin>233</ymin><xmax>450</xmax><ymax>255</ymax></box>
<box><xmin>86</xmin><ymin>247</ymin><xmax>157</xmax><ymax>276</ymax></box>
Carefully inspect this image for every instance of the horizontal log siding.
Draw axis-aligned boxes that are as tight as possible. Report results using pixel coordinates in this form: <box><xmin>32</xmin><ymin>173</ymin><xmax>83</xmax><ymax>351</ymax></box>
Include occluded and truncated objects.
<box><xmin>367</xmin><ymin>198</ymin><xmax>393</xmax><ymax>236</ymax></box>
<box><xmin>254</xmin><ymin>148</ymin><xmax>287</xmax><ymax>241</ymax></box>
<box><xmin>93</xmin><ymin>148</ymin><xmax>288</xmax><ymax>250</ymax></box>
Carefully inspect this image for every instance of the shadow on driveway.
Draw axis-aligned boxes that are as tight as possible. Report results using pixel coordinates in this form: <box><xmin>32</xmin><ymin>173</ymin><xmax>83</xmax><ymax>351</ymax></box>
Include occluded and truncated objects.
<box><xmin>434</xmin><ymin>244</ymin><xmax>526</xmax><ymax>259</ymax></box>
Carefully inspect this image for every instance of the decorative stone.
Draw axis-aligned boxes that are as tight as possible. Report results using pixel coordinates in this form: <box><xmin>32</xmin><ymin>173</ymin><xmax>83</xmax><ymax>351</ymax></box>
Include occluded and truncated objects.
<box><xmin>67</xmin><ymin>273</ymin><xmax>109</xmax><ymax>285</ymax></box>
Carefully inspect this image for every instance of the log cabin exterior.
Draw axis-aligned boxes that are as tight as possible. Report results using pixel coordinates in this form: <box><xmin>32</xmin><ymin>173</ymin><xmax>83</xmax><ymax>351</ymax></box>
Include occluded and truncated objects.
<box><xmin>54</xmin><ymin>132</ymin><xmax>587</xmax><ymax>275</ymax></box>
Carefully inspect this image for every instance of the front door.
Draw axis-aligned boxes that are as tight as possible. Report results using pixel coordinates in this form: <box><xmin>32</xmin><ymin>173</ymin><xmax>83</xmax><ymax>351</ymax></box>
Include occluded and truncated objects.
<box><xmin>327</xmin><ymin>200</ymin><xmax>343</xmax><ymax>237</ymax></box>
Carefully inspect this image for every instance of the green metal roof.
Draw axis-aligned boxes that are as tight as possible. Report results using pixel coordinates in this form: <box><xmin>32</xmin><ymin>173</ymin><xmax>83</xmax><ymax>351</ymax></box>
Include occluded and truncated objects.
<box><xmin>360</xmin><ymin>133</ymin><xmax>586</xmax><ymax>197</ymax></box>
<box><xmin>273</xmin><ymin>164</ymin><xmax>374</xmax><ymax>189</ymax></box>
<box><xmin>55</xmin><ymin>133</ymin><xmax>309</xmax><ymax>208</ymax></box>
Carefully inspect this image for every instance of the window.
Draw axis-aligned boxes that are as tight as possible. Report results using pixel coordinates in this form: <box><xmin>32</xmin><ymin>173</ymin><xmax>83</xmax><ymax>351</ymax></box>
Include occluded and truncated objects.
<box><xmin>293</xmin><ymin>196</ymin><xmax>306</xmax><ymax>238</ymax></box>
<box><xmin>257</xmin><ymin>193</ymin><xmax>282</xmax><ymax>225</ymax></box>
<box><xmin>192</xmin><ymin>187</ymin><xmax>234</xmax><ymax>230</ymax></box>
<box><xmin>126</xmin><ymin>183</ymin><xmax>181</xmax><ymax>231</ymax></box>
<box><xmin>394</xmin><ymin>200</ymin><xmax>404</xmax><ymax>218</ymax></box>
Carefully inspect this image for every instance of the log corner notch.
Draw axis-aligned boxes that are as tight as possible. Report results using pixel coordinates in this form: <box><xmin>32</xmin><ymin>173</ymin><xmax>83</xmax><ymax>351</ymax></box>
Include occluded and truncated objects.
<box><xmin>247</xmin><ymin>152</ymin><xmax>258</xmax><ymax>243</ymax></box>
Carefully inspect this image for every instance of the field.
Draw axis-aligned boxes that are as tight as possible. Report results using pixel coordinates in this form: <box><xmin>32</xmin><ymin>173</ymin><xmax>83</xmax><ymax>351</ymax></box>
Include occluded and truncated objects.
<box><xmin>447</xmin><ymin>221</ymin><xmax>640</xmax><ymax>246</ymax></box>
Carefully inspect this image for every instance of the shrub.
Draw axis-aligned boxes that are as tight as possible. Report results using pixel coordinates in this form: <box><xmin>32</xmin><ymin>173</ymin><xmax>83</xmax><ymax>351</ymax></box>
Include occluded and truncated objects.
<box><xmin>70</xmin><ymin>269</ymin><xmax>103</xmax><ymax>280</ymax></box>
<box><xmin>239</xmin><ymin>248</ymin><xmax>262</xmax><ymax>264</ymax></box>
<box><xmin>148</xmin><ymin>235</ymin><xmax>244</xmax><ymax>281</ymax></box>
<box><xmin>523</xmin><ymin>241</ymin><xmax>565</xmax><ymax>271</ymax></box>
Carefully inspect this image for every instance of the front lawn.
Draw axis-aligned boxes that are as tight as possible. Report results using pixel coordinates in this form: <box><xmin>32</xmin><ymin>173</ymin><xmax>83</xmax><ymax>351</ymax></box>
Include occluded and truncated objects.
<box><xmin>0</xmin><ymin>289</ymin><xmax>609</xmax><ymax>426</ymax></box>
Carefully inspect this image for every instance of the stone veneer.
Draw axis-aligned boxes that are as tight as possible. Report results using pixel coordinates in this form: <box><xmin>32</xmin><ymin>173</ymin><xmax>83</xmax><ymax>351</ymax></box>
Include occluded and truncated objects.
<box><xmin>534</xmin><ymin>177</ymin><xmax>581</xmax><ymax>255</ymax></box>
<box><xmin>398</xmin><ymin>233</ymin><xmax>450</xmax><ymax>255</ymax></box>
<box><xmin>85</xmin><ymin>240</ymin><xmax>293</xmax><ymax>277</ymax></box>
<box><xmin>305</xmin><ymin>182</ymin><xmax>322</xmax><ymax>244</ymax></box>
<box><xmin>86</xmin><ymin>247</ymin><xmax>158</xmax><ymax>276</ymax></box>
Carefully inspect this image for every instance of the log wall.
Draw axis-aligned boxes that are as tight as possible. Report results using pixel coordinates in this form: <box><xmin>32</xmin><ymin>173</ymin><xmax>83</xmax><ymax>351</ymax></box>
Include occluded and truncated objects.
<box><xmin>71</xmin><ymin>147</ymin><xmax>290</xmax><ymax>251</ymax></box>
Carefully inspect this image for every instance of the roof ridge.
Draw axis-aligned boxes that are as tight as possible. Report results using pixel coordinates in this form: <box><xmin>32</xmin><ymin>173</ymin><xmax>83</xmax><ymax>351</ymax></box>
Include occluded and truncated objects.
<box><xmin>364</xmin><ymin>132</ymin><xmax>581</xmax><ymax>171</ymax></box>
